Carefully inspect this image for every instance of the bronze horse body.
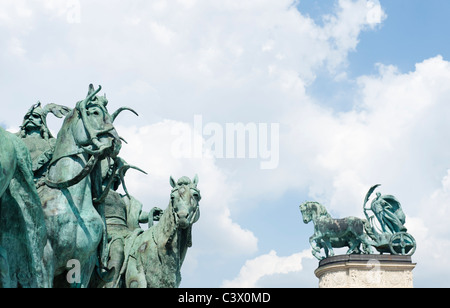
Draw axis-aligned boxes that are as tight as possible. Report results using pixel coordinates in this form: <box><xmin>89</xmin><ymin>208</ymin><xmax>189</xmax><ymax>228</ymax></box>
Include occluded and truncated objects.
<box><xmin>300</xmin><ymin>201</ymin><xmax>375</xmax><ymax>260</ymax></box>
<box><xmin>38</xmin><ymin>85</ymin><xmax>123</xmax><ymax>287</ymax></box>
<box><xmin>124</xmin><ymin>176</ymin><xmax>201</xmax><ymax>288</ymax></box>
<box><xmin>0</xmin><ymin>127</ymin><xmax>49</xmax><ymax>287</ymax></box>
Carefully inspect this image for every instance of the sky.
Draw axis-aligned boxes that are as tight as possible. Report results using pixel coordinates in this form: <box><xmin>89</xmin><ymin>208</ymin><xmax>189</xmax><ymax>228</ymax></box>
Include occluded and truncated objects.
<box><xmin>1</xmin><ymin>0</ymin><xmax>450</xmax><ymax>288</ymax></box>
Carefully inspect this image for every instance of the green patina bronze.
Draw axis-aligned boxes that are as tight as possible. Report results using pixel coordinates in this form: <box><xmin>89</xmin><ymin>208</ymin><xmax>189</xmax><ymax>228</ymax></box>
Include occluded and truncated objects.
<box><xmin>2</xmin><ymin>83</ymin><xmax>418</xmax><ymax>287</ymax></box>
<box><xmin>123</xmin><ymin>175</ymin><xmax>200</xmax><ymax>288</ymax></box>
<box><xmin>0</xmin><ymin>127</ymin><xmax>49</xmax><ymax>287</ymax></box>
<box><xmin>300</xmin><ymin>185</ymin><xmax>416</xmax><ymax>261</ymax></box>
<box><xmin>17</xmin><ymin>102</ymin><xmax>71</xmax><ymax>182</ymax></box>
<box><xmin>300</xmin><ymin>201</ymin><xmax>375</xmax><ymax>260</ymax></box>
<box><xmin>37</xmin><ymin>84</ymin><xmax>123</xmax><ymax>287</ymax></box>
<box><xmin>0</xmin><ymin>84</ymin><xmax>201</xmax><ymax>288</ymax></box>
<box><xmin>0</xmin><ymin>85</ymin><xmax>200</xmax><ymax>288</ymax></box>
<box><xmin>90</xmin><ymin>174</ymin><xmax>201</xmax><ymax>288</ymax></box>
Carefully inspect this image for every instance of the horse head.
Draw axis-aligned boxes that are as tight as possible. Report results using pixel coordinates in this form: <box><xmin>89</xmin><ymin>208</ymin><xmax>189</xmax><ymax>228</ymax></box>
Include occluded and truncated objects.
<box><xmin>72</xmin><ymin>84</ymin><xmax>122</xmax><ymax>160</ymax></box>
<box><xmin>299</xmin><ymin>201</ymin><xmax>330</xmax><ymax>224</ymax></box>
<box><xmin>169</xmin><ymin>175</ymin><xmax>201</xmax><ymax>230</ymax></box>
<box><xmin>46</xmin><ymin>84</ymin><xmax>138</xmax><ymax>191</ymax></box>
<box><xmin>60</xmin><ymin>84</ymin><xmax>139</xmax><ymax>160</ymax></box>
<box><xmin>299</xmin><ymin>202</ymin><xmax>313</xmax><ymax>224</ymax></box>
<box><xmin>122</xmin><ymin>175</ymin><xmax>201</xmax><ymax>288</ymax></box>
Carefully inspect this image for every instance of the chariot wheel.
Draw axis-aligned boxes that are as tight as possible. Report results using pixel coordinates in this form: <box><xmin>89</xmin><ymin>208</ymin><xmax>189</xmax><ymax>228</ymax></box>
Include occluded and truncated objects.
<box><xmin>389</xmin><ymin>232</ymin><xmax>416</xmax><ymax>256</ymax></box>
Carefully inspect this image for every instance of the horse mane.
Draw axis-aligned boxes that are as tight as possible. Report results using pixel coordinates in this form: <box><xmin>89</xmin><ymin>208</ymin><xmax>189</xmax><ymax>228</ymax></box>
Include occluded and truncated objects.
<box><xmin>49</xmin><ymin>108</ymin><xmax>79</xmax><ymax>166</ymax></box>
<box><xmin>159</xmin><ymin>197</ymin><xmax>193</xmax><ymax>250</ymax></box>
<box><xmin>160</xmin><ymin>200</ymin><xmax>178</xmax><ymax>248</ymax></box>
<box><xmin>307</xmin><ymin>201</ymin><xmax>331</xmax><ymax>218</ymax></box>
<box><xmin>156</xmin><ymin>179</ymin><xmax>197</xmax><ymax>250</ymax></box>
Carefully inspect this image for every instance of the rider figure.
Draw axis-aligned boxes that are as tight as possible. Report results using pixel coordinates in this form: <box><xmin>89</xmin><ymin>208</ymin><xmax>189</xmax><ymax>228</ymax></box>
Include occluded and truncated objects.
<box><xmin>18</xmin><ymin>103</ymin><xmax>56</xmax><ymax>182</ymax></box>
<box><xmin>370</xmin><ymin>192</ymin><xmax>407</xmax><ymax>234</ymax></box>
<box><xmin>101</xmin><ymin>159</ymin><xmax>162</xmax><ymax>288</ymax></box>
<box><xmin>17</xmin><ymin>102</ymin><xmax>70</xmax><ymax>183</ymax></box>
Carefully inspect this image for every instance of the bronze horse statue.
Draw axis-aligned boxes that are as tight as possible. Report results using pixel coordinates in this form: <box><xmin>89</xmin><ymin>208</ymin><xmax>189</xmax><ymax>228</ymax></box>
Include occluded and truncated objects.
<box><xmin>38</xmin><ymin>85</ymin><xmax>130</xmax><ymax>287</ymax></box>
<box><xmin>0</xmin><ymin>127</ymin><xmax>49</xmax><ymax>287</ymax></box>
<box><xmin>124</xmin><ymin>175</ymin><xmax>201</xmax><ymax>288</ymax></box>
<box><xmin>300</xmin><ymin>201</ymin><xmax>376</xmax><ymax>260</ymax></box>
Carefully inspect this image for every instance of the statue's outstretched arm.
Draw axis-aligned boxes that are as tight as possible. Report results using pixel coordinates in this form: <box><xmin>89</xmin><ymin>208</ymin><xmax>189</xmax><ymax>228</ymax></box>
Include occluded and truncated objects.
<box><xmin>138</xmin><ymin>211</ymin><xmax>149</xmax><ymax>224</ymax></box>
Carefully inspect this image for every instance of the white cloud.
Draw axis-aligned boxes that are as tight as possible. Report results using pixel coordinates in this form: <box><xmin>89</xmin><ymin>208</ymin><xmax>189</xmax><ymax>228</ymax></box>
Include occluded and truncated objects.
<box><xmin>7</xmin><ymin>37</ymin><xmax>26</xmax><ymax>57</ymax></box>
<box><xmin>416</xmin><ymin>169</ymin><xmax>450</xmax><ymax>244</ymax></box>
<box><xmin>116</xmin><ymin>121</ymin><xmax>258</xmax><ymax>257</ymax></box>
<box><xmin>3</xmin><ymin>1</ymin><xmax>384</xmax><ymax>275</ymax></box>
<box><xmin>321</xmin><ymin>0</ymin><xmax>386</xmax><ymax>73</ymax></box>
<box><xmin>276</xmin><ymin>55</ymin><xmax>450</xmax><ymax>286</ymax></box>
<box><xmin>7</xmin><ymin>0</ymin><xmax>450</xmax><ymax>287</ymax></box>
<box><xmin>366</xmin><ymin>0</ymin><xmax>385</xmax><ymax>25</ymax></box>
<box><xmin>0</xmin><ymin>0</ymin><xmax>79</xmax><ymax>28</ymax></box>
<box><xmin>221</xmin><ymin>249</ymin><xmax>313</xmax><ymax>288</ymax></box>
<box><xmin>150</xmin><ymin>22</ymin><xmax>175</xmax><ymax>45</ymax></box>
<box><xmin>276</xmin><ymin>55</ymin><xmax>450</xmax><ymax>215</ymax></box>
<box><xmin>406</xmin><ymin>171</ymin><xmax>450</xmax><ymax>286</ymax></box>
<box><xmin>0</xmin><ymin>0</ymin><xmax>386</xmax><ymax>119</ymax></box>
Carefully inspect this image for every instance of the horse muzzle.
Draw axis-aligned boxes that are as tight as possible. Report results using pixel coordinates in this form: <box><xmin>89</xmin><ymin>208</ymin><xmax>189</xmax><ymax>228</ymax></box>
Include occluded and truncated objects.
<box><xmin>177</xmin><ymin>205</ymin><xmax>199</xmax><ymax>229</ymax></box>
<box><xmin>86</xmin><ymin>131</ymin><xmax>122</xmax><ymax>159</ymax></box>
<box><xmin>177</xmin><ymin>210</ymin><xmax>190</xmax><ymax>229</ymax></box>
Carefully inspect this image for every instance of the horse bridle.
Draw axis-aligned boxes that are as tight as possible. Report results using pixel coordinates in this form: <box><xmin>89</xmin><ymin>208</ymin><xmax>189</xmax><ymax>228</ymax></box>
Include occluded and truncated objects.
<box><xmin>43</xmin><ymin>86</ymin><xmax>117</xmax><ymax>200</ymax></box>
<box><xmin>165</xmin><ymin>185</ymin><xmax>201</xmax><ymax>248</ymax></box>
<box><xmin>173</xmin><ymin>185</ymin><xmax>200</xmax><ymax>224</ymax></box>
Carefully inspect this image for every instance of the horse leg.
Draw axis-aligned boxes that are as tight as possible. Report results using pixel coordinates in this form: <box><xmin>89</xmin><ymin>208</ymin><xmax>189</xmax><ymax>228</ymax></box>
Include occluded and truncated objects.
<box><xmin>105</xmin><ymin>238</ymin><xmax>125</xmax><ymax>288</ymax></box>
<box><xmin>309</xmin><ymin>235</ymin><xmax>324</xmax><ymax>260</ymax></box>
<box><xmin>43</xmin><ymin>241</ymin><xmax>55</xmax><ymax>288</ymax></box>
<box><xmin>352</xmin><ymin>240</ymin><xmax>362</xmax><ymax>254</ymax></box>
<box><xmin>69</xmin><ymin>255</ymin><xmax>97</xmax><ymax>288</ymax></box>
<box><xmin>323</xmin><ymin>239</ymin><xmax>334</xmax><ymax>257</ymax></box>
<box><xmin>346</xmin><ymin>239</ymin><xmax>359</xmax><ymax>255</ymax></box>
<box><xmin>312</xmin><ymin>248</ymin><xmax>323</xmax><ymax>260</ymax></box>
<box><xmin>0</xmin><ymin>246</ymin><xmax>10</xmax><ymax>288</ymax></box>
<box><xmin>359</xmin><ymin>234</ymin><xmax>374</xmax><ymax>254</ymax></box>
<box><xmin>323</xmin><ymin>243</ymin><xmax>329</xmax><ymax>258</ymax></box>
<box><xmin>125</xmin><ymin>256</ymin><xmax>146</xmax><ymax>288</ymax></box>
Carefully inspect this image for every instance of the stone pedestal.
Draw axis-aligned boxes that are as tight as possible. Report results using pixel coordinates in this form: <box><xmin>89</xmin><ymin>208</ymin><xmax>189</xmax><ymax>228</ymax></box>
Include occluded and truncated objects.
<box><xmin>315</xmin><ymin>255</ymin><xmax>416</xmax><ymax>288</ymax></box>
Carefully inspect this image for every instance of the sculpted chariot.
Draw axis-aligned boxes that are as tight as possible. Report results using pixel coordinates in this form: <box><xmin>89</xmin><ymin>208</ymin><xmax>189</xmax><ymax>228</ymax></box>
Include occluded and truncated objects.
<box><xmin>300</xmin><ymin>184</ymin><xmax>416</xmax><ymax>260</ymax></box>
<box><xmin>0</xmin><ymin>84</ymin><xmax>201</xmax><ymax>288</ymax></box>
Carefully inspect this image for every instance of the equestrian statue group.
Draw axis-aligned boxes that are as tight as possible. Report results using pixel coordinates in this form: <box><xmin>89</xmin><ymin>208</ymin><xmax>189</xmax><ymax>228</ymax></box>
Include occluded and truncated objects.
<box><xmin>0</xmin><ymin>84</ymin><xmax>201</xmax><ymax>288</ymax></box>
<box><xmin>300</xmin><ymin>185</ymin><xmax>416</xmax><ymax>260</ymax></box>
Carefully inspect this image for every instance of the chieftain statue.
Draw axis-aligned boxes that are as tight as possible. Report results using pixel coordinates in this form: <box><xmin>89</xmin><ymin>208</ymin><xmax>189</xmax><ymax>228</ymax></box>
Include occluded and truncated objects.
<box><xmin>17</xmin><ymin>102</ymin><xmax>71</xmax><ymax>182</ymax></box>
<box><xmin>300</xmin><ymin>185</ymin><xmax>416</xmax><ymax>261</ymax></box>
<box><xmin>0</xmin><ymin>84</ymin><xmax>201</xmax><ymax>288</ymax></box>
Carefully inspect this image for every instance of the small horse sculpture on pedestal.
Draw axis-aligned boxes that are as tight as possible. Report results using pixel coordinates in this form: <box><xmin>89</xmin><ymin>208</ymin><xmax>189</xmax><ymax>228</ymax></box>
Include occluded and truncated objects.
<box><xmin>299</xmin><ymin>201</ymin><xmax>375</xmax><ymax>260</ymax></box>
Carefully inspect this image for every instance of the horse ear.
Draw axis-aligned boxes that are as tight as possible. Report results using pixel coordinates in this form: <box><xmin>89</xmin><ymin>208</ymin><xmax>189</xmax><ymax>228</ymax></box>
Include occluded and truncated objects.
<box><xmin>193</xmin><ymin>174</ymin><xmax>199</xmax><ymax>186</ymax></box>
<box><xmin>87</xmin><ymin>84</ymin><xmax>95</xmax><ymax>97</ymax></box>
<box><xmin>170</xmin><ymin>176</ymin><xmax>176</xmax><ymax>188</ymax></box>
